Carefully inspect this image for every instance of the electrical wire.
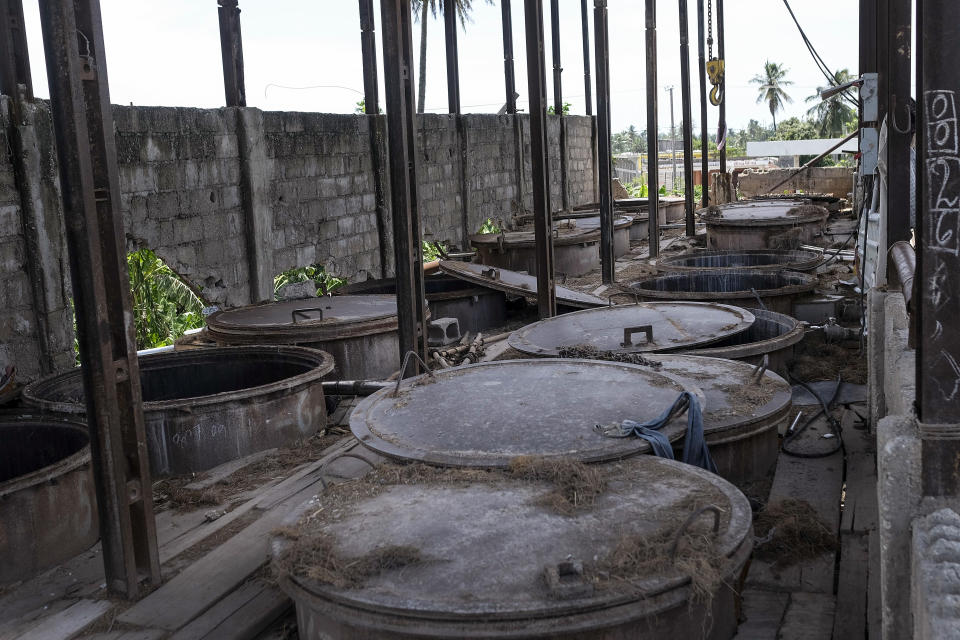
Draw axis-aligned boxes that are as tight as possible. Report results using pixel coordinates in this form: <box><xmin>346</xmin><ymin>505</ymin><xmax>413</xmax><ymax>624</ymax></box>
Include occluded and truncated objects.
<box><xmin>783</xmin><ymin>373</ymin><xmax>845</xmax><ymax>458</ymax></box>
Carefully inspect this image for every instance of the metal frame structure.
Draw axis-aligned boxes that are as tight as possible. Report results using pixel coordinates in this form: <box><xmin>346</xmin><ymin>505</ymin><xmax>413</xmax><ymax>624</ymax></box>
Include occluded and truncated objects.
<box><xmin>217</xmin><ymin>0</ymin><xmax>246</xmax><ymax>107</ymax></box>
<box><xmin>645</xmin><ymin>0</ymin><xmax>660</xmax><ymax>256</ymax></box>
<box><xmin>679</xmin><ymin>0</ymin><xmax>696</xmax><ymax>232</ymax></box>
<box><xmin>594</xmin><ymin>0</ymin><xmax>614</xmax><ymax>283</ymax></box>
<box><xmin>696</xmin><ymin>0</ymin><xmax>709</xmax><ymax>208</ymax></box>
<box><xmin>580</xmin><ymin>0</ymin><xmax>593</xmax><ymax>117</ymax></box>
<box><xmin>444</xmin><ymin>0</ymin><xmax>461</xmax><ymax>114</ymax></box>
<box><xmin>717</xmin><ymin>0</ymin><xmax>726</xmax><ymax>174</ymax></box>
<box><xmin>500</xmin><ymin>0</ymin><xmax>517</xmax><ymax>114</ymax></box>
<box><xmin>550</xmin><ymin>0</ymin><xmax>569</xmax><ymax>213</ymax></box>
<box><xmin>0</xmin><ymin>0</ymin><xmax>32</xmax><ymax>100</ymax></box>
<box><xmin>37</xmin><ymin>0</ymin><xmax>160</xmax><ymax>598</ymax></box>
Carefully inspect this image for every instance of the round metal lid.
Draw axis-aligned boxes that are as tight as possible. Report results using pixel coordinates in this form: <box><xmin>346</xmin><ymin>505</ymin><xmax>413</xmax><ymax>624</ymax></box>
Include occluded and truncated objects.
<box><xmin>351</xmin><ymin>359</ymin><xmax>707</xmax><ymax>466</ymax></box>
<box><xmin>704</xmin><ymin>200</ymin><xmax>827</xmax><ymax>227</ymax></box>
<box><xmin>470</xmin><ymin>226</ymin><xmax>598</xmax><ymax>248</ymax></box>
<box><xmin>438</xmin><ymin>260</ymin><xmax>605</xmax><ymax>309</ymax></box>
<box><xmin>508</xmin><ymin>302</ymin><xmax>755</xmax><ymax>356</ymax></box>
<box><xmin>653</xmin><ymin>355</ymin><xmax>792</xmax><ymax>437</ymax></box>
<box><xmin>275</xmin><ymin>455</ymin><xmax>752</xmax><ymax>624</ymax></box>
<box><xmin>205</xmin><ymin>295</ymin><xmax>398</xmax><ymax>344</ymax></box>
<box><xmin>555</xmin><ymin>215</ymin><xmax>633</xmax><ymax>230</ymax></box>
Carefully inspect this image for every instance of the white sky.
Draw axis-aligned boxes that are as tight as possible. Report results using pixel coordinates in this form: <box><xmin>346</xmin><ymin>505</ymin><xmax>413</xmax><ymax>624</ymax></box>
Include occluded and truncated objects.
<box><xmin>20</xmin><ymin>0</ymin><xmax>859</xmax><ymax>134</ymax></box>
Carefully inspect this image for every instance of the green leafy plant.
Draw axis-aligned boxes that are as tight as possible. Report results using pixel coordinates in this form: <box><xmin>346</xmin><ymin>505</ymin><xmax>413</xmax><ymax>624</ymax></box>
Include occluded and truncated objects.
<box><xmin>547</xmin><ymin>102</ymin><xmax>572</xmax><ymax>115</ymax></box>
<box><xmin>274</xmin><ymin>263</ymin><xmax>345</xmax><ymax>299</ymax></box>
<box><xmin>422</xmin><ymin>240</ymin><xmax>447</xmax><ymax>262</ymax></box>
<box><xmin>128</xmin><ymin>248</ymin><xmax>205</xmax><ymax>350</ymax></box>
<box><xmin>478</xmin><ymin>218</ymin><xmax>501</xmax><ymax>234</ymax></box>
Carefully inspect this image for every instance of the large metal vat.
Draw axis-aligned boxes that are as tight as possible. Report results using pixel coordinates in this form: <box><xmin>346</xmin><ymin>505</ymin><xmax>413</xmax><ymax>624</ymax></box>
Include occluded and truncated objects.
<box><xmin>682</xmin><ymin>308</ymin><xmax>805</xmax><ymax>376</ymax></box>
<box><xmin>657</xmin><ymin>248</ymin><xmax>823</xmax><ymax>273</ymax></box>
<box><xmin>0</xmin><ymin>418</ymin><xmax>98</xmax><ymax>584</ymax></box>
<box><xmin>704</xmin><ymin>200</ymin><xmax>828</xmax><ymax>250</ymax></box>
<box><xmin>273</xmin><ymin>454</ymin><xmax>753</xmax><ymax>639</ymax></box>
<box><xmin>630</xmin><ymin>269</ymin><xmax>816</xmax><ymax>315</ymax></box>
<box><xmin>555</xmin><ymin>214</ymin><xmax>633</xmax><ymax>257</ymax></box>
<box><xmin>23</xmin><ymin>346</ymin><xmax>333</xmax><ymax>476</ymax></box>
<box><xmin>471</xmin><ymin>227</ymin><xmax>600</xmax><ymax>278</ymax></box>
<box><xmin>206</xmin><ymin>295</ymin><xmax>399</xmax><ymax>379</ymax></box>
<box><xmin>654</xmin><ymin>355</ymin><xmax>791</xmax><ymax>487</ymax></box>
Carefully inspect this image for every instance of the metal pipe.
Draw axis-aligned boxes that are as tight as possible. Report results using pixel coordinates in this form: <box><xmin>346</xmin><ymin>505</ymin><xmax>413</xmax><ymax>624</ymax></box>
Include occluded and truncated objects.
<box><xmin>594</xmin><ymin>0</ymin><xmax>614</xmax><ymax>283</ymax></box>
<box><xmin>550</xmin><ymin>0</ymin><xmax>569</xmax><ymax>212</ymax></box>
<box><xmin>322</xmin><ymin>380</ymin><xmax>391</xmax><ymax>396</ymax></box>
<box><xmin>679</xmin><ymin>0</ymin><xmax>695</xmax><ymax>234</ymax></box>
<box><xmin>500</xmin><ymin>0</ymin><xmax>516</xmax><ymax>113</ymax></box>
<box><xmin>888</xmin><ymin>240</ymin><xmax>915</xmax><ymax>308</ymax></box>
<box><xmin>580</xmin><ymin>0</ymin><xmax>592</xmax><ymax>116</ymax></box>
<box><xmin>696</xmin><ymin>0</ymin><xmax>709</xmax><ymax>208</ymax></box>
<box><xmin>524</xmin><ymin>0</ymin><xmax>556</xmax><ymax>317</ymax></box>
<box><xmin>766</xmin><ymin>130</ymin><xmax>858</xmax><ymax>193</ymax></box>
<box><xmin>217</xmin><ymin>0</ymin><xmax>246</xmax><ymax>107</ymax></box>
<box><xmin>37</xmin><ymin>0</ymin><xmax>160</xmax><ymax>597</ymax></box>
<box><xmin>917</xmin><ymin>0</ymin><xmax>960</xmax><ymax>497</ymax></box>
<box><xmin>380</xmin><ymin>0</ymin><xmax>429</xmax><ymax>366</ymax></box>
<box><xmin>444</xmin><ymin>0</ymin><xmax>460</xmax><ymax>114</ymax></box>
<box><xmin>0</xmin><ymin>0</ymin><xmax>33</xmax><ymax>100</ymax></box>
<box><xmin>717</xmin><ymin>0</ymin><xmax>726</xmax><ymax>173</ymax></box>
<box><xmin>644</xmin><ymin>0</ymin><xmax>660</xmax><ymax>256</ymax></box>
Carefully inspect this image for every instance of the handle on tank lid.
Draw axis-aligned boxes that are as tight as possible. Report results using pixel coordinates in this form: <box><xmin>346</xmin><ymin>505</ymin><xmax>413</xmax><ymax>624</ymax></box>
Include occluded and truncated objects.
<box><xmin>543</xmin><ymin>559</ymin><xmax>594</xmax><ymax>599</ymax></box>
<box><xmin>621</xmin><ymin>325</ymin><xmax>653</xmax><ymax>347</ymax></box>
<box><xmin>481</xmin><ymin>267</ymin><xmax>500</xmax><ymax>281</ymax></box>
<box><xmin>291</xmin><ymin>307</ymin><xmax>324</xmax><ymax>323</ymax></box>
<box><xmin>669</xmin><ymin>504</ymin><xmax>722</xmax><ymax>562</ymax></box>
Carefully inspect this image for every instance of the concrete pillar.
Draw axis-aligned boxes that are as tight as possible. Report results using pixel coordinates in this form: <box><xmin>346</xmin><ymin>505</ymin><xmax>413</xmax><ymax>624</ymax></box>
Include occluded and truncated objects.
<box><xmin>234</xmin><ymin>107</ymin><xmax>275</xmax><ymax>303</ymax></box>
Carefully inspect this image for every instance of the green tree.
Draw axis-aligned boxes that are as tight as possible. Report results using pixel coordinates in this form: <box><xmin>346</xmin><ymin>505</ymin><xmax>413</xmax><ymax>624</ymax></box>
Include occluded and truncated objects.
<box><xmin>751</xmin><ymin>61</ymin><xmax>793</xmax><ymax>131</ymax></box>
<box><xmin>128</xmin><ymin>249</ymin><xmax>205</xmax><ymax>350</ymax></box>
<box><xmin>805</xmin><ymin>68</ymin><xmax>857</xmax><ymax>137</ymax></box>
<box><xmin>611</xmin><ymin>125</ymin><xmax>646</xmax><ymax>154</ymax></box>
<box><xmin>412</xmin><ymin>0</ymin><xmax>492</xmax><ymax>114</ymax></box>
<box><xmin>770</xmin><ymin>117</ymin><xmax>820</xmax><ymax>141</ymax></box>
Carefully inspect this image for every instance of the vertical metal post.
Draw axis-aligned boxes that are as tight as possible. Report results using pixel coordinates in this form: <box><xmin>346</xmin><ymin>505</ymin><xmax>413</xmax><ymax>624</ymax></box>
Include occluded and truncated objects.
<box><xmin>645</xmin><ymin>0</ymin><xmax>660</xmax><ymax>255</ymax></box>
<box><xmin>380</xmin><ymin>0</ymin><xmax>428</xmax><ymax>365</ymax></box>
<box><xmin>501</xmin><ymin>0</ymin><xmax>517</xmax><ymax>113</ymax></box>
<box><xmin>37</xmin><ymin>0</ymin><xmax>160</xmax><ymax>598</ymax></box>
<box><xmin>359</xmin><ymin>0</ymin><xmax>389</xmax><ymax>278</ymax></box>
<box><xmin>580</xmin><ymin>0</ymin><xmax>592</xmax><ymax>117</ymax></box>
<box><xmin>444</xmin><ymin>0</ymin><xmax>460</xmax><ymax>114</ymax></box>
<box><xmin>696</xmin><ymin>0</ymin><xmax>709</xmax><ymax>207</ymax></box>
<box><xmin>550</xmin><ymin>0</ymin><xmax>569</xmax><ymax>212</ymax></box>
<box><xmin>0</xmin><ymin>0</ymin><xmax>33</xmax><ymax>100</ymax></box>
<box><xmin>917</xmin><ymin>0</ymin><xmax>960</xmax><ymax>497</ymax></box>
<box><xmin>876</xmin><ymin>0</ymin><xmax>890</xmax><ymax>127</ymax></box>
<box><xmin>217</xmin><ymin>0</ymin><xmax>246</xmax><ymax>107</ymax></box>
<box><xmin>594</xmin><ymin>0</ymin><xmax>614</xmax><ymax>283</ymax></box>
<box><xmin>668</xmin><ymin>86</ymin><xmax>677</xmax><ymax>192</ymax></box>
<box><xmin>717</xmin><ymin>0</ymin><xmax>726</xmax><ymax>174</ymax></box>
<box><xmin>679</xmin><ymin>0</ymin><xmax>696</xmax><ymax>233</ymax></box>
<box><xmin>886</xmin><ymin>0</ymin><xmax>912</xmax><ymax>245</ymax></box>
<box><xmin>359</xmin><ymin>0</ymin><xmax>379</xmax><ymax>114</ymax></box>
<box><xmin>524</xmin><ymin>0</ymin><xmax>556</xmax><ymax>317</ymax></box>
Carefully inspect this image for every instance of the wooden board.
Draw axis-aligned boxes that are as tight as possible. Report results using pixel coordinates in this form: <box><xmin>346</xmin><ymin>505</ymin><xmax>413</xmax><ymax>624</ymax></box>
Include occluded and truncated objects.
<box><xmin>840</xmin><ymin>429</ymin><xmax>878</xmax><ymax>534</ymax></box>
<box><xmin>734</xmin><ymin>589</ymin><xmax>789</xmax><ymax>639</ymax></box>
<box><xmin>833</xmin><ymin>532</ymin><xmax>869</xmax><ymax>639</ymax></box>
<box><xmin>778</xmin><ymin>592</ymin><xmax>836</xmax><ymax>640</ymax></box>
<box><xmin>12</xmin><ymin>599</ymin><xmax>111</xmax><ymax>640</ymax></box>
<box><xmin>182</xmin><ymin>449</ymin><xmax>278</xmax><ymax>492</ymax></box>
<box><xmin>169</xmin><ymin>581</ymin><xmax>288</xmax><ymax>640</ymax></box>
<box><xmin>868</xmin><ymin>529</ymin><xmax>882</xmax><ymax>639</ymax></box>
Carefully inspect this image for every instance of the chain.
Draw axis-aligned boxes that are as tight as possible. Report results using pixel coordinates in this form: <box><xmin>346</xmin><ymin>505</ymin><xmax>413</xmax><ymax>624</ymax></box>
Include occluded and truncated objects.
<box><xmin>707</xmin><ymin>0</ymin><xmax>714</xmax><ymax>59</ymax></box>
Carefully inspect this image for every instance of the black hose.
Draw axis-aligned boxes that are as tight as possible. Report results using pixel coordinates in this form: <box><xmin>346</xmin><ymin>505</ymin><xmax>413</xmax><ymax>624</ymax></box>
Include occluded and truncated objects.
<box><xmin>782</xmin><ymin>373</ymin><xmax>845</xmax><ymax>458</ymax></box>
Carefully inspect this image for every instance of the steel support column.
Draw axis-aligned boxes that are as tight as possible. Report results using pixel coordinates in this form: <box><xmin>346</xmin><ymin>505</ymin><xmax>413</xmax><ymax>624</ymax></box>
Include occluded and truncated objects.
<box><xmin>524</xmin><ymin>0</ymin><xmax>556</xmax><ymax>317</ymax></box>
<box><xmin>37</xmin><ymin>0</ymin><xmax>159</xmax><ymax>598</ymax></box>
<box><xmin>594</xmin><ymin>0</ymin><xmax>614</xmax><ymax>282</ymax></box>
<box><xmin>217</xmin><ymin>0</ymin><xmax>245</xmax><ymax>107</ymax></box>
<box><xmin>645</xmin><ymin>0</ymin><xmax>660</xmax><ymax>255</ymax></box>
<box><xmin>501</xmin><ymin>0</ymin><xmax>517</xmax><ymax>113</ymax></box>
<box><xmin>380</xmin><ymin>0</ymin><xmax>428</xmax><ymax>365</ymax></box>
<box><xmin>444</xmin><ymin>0</ymin><xmax>460</xmax><ymax>114</ymax></box>
<box><xmin>679</xmin><ymin>0</ymin><xmax>695</xmax><ymax>232</ymax></box>
<box><xmin>0</xmin><ymin>0</ymin><xmax>32</xmax><ymax>100</ymax></box>
<box><xmin>550</xmin><ymin>0</ymin><xmax>568</xmax><ymax>212</ymax></box>
<box><xmin>917</xmin><ymin>0</ymin><xmax>960</xmax><ymax>497</ymax></box>
<box><xmin>580</xmin><ymin>0</ymin><xmax>592</xmax><ymax>116</ymax></box>
<box><xmin>876</xmin><ymin>0</ymin><xmax>890</xmax><ymax>127</ymax></box>
<box><xmin>717</xmin><ymin>0</ymin><xmax>725</xmax><ymax>174</ymax></box>
<box><xmin>886</xmin><ymin>0</ymin><xmax>912</xmax><ymax>245</ymax></box>
<box><xmin>359</xmin><ymin>0</ymin><xmax>389</xmax><ymax>278</ymax></box>
<box><xmin>696</xmin><ymin>0</ymin><xmax>708</xmax><ymax>207</ymax></box>
<box><xmin>359</xmin><ymin>0</ymin><xmax>379</xmax><ymax>113</ymax></box>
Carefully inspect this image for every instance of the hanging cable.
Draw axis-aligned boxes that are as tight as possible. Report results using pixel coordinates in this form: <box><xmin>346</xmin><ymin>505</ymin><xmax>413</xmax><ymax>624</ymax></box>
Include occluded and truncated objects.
<box><xmin>781</xmin><ymin>0</ymin><xmax>858</xmax><ymax>109</ymax></box>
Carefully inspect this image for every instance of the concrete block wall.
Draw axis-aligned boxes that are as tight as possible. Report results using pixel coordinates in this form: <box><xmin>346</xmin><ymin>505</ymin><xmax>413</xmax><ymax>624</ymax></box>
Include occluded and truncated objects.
<box><xmin>738</xmin><ymin>166</ymin><xmax>854</xmax><ymax>198</ymax></box>
<box><xmin>0</xmin><ymin>95</ymin><xmax>595</xmax><ymax>382</ymax></box>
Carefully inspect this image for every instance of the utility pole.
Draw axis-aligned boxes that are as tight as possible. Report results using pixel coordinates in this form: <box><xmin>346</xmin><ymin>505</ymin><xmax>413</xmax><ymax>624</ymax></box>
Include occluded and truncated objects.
<box><xmin>666</xmin><ymin>85</ymin><xmax>677</xmax><ymax>192</ymax></box>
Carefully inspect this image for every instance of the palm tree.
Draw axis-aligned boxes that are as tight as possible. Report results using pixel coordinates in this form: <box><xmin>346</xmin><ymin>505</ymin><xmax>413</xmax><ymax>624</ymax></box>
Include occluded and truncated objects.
<box><xmin>806</xmin><ymin>69</ymin><xmax>857</xmax><ymax>137</ymax></box>
<box><xmin>751</xmin><ymin>61</ymin><xmax>793</xmax><ymax>131</ymax></box>
<box><xmin>128</xmin><ymin>248</ymin><xmax>205</xmax><ymax>350</ymax></box>
<box><xmin>412</xmin><ymin>0</ymin><xmax>492</xmax><ymax>114</ymax></box>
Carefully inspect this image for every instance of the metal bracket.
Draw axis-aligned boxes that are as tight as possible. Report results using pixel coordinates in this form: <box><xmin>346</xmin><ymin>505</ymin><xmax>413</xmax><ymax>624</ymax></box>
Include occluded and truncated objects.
<box><xmin>543</xmin><ymin>559</ymin><xmax>594</xmax><ymax>599</ymax></box>
<box><xmin>393</xmin><ymin>350</ymin><xmax>435</xmax><ymax>397</ymax></box>
<box><xmin>481</xmin><ymin>267</ymin><xmax>500</xmax><ymax>281</ymax></box>
<box><xmin>669</xmin><ymin>504</ymin><xmax>722</xmax><ymax>561</ymax></box>
<box><xmin>621</xmin><ymin>325</ymin><xmax>653</xmax><ymax>347</ymax></box>
<box><xmin>292</xmin><ymin>307</ymin><xmax>325</xmax><ymax>323</ymax></box>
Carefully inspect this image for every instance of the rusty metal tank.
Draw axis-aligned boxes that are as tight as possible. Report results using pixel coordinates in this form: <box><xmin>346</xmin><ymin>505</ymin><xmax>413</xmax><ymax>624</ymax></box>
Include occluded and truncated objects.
<box><xmin>23</xmin><ymin>346</ymin><xmax>333</xmax><ymax>477</ymax></box>
<box><xmin>682</xmin><ymin>308</ymin><xmax>805</xmax><ymax>376</ymax></box>
<box><xmin>272</xmin><ymin>454</ymin><xmax>753</xmax><ymax>639</ymax></box>
<box><xmin>205</xmin><ymin>295</ymin><xmax>399</xmax><ymax>379</ymax></box>
<box><xmin>630</xmin><ymin>269</ymin><xmax>816</xmax><ymax>315</ymax></box>
<box><xmin>704</xmin><ymin>200</ymin><xmax>828</xmax><ymax>250</ymax></box>
<box><xmin>0</xmin><ymin>417</ymin><xmax>98</xmax><ymax>585</ymax></box>
<box><xmin>471</xmin><ymin>227</ymin><xmax>600</xmax><ymax>278</ymax></box>
<box><xmin>507</xmin><ymin>302</ymin><xmax>756</xmax><ymax>356</ymax></box>
<box><xmin>657</xmin><ymin>248</ymin><xmax>823</xmax><ymax>273</ymax></box>
<box><xmin>555</xmin><ymin>214</ymin><xmax>633</xmax><ymax>257</ymax></box>
<box><xmin>653</xmin><ymin>355</ymin><xmax>791</xmax><ymax>487</ymax></box>
<box><xmin>350</xmin><ymin>359</ymin><xmax>706</xmax><ymax>465</ymax></box>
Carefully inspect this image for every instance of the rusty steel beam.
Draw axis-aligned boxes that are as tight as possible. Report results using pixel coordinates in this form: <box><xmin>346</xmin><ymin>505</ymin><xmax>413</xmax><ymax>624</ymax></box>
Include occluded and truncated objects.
<box><xmin>0</xmin><ymin>0</ymin><xmax>32</xmax><ymax>100</ymax></box>
<box><xmin>580</xmin><ymin>0</ymin><xmax>592</xmax><ymax>116</ymax></box>
<box><xmin>443</xmin><ymin>0</ymin><xmax>460</xmax><ymax>114</ymax></box>
<box><xmin>645</xmin><ymin>0</ymin><xmax>660</xmax><ymax>256</ymax></box>
<box><xmin>524</xmin><ymin>0</ymin><xmax>556</xmax><ymax>317</ymax></box>
<box><xmin>696</xmin><ymin>0</ymin><xmax>708</xmax><ymax>207</ymax></box>
<box><xmin>37</xmin><ymin>0</ymin><xmax>160</xmax><ymax>597</ymax></box>
<box><xmin>886</xmin><ymin>0</ymin><xmax>912</xmax><ymax>245</ymax></box>
<box><xmin>917</xmin><ymin>0</ymin><xmax>960</xmax><ymax>498</ymax></box>
<box><xmin>594</xmin><ymin>0</ymin><xmax>613</xmax><ymax>283</ymax></box>
<box><xmin>380</xmin><ymin>0</ymin><xmax>428</xmax><ymax>365</ymax></box>
<box><xmin>679</xmin><ymin>0</ymin><xmax>695</xmax><ymax>232</ymax></box>
<box><xmin>500</xmin><ymin>0</ymin><xmax>517</xmax><ymax>113</ymax></box>
<box><xmin>550</xmin><ymin>0</ymin><xmax>569</xmax><ymax>212</ymax></box>
<box><xmin>359</xmin><ymin>0</ymin><xmax>379</xmax><ymax>113</ymax></box>
<box><xmin>717</xmin><ymin>0</ymin><xmax>725</xmax><ymax>173</ymax></box>
<box><xmin>217</xmin><ymin>0</ymin><xmax>246</xmax><ymax>107</ymax></box>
